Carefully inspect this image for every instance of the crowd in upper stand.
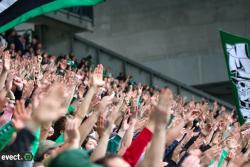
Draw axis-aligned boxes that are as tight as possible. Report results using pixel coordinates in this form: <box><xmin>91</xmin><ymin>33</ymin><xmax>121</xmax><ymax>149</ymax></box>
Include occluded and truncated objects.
<box><xmin>0</xmin><ymin>29</ymin><xmax>249</xmax><ymax>167</ymax></box>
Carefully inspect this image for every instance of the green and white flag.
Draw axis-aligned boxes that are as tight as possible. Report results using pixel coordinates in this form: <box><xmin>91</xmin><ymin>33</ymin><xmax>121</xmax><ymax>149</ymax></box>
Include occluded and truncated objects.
<box><xmin>220</xmin><ymin>31</ymin><xmax>250</xmax><ymax>124</ymax></box>
<box><xmin>0</xmin><ymin>0</ymin><xmax>104</xmax><ymax>33</ymax></box>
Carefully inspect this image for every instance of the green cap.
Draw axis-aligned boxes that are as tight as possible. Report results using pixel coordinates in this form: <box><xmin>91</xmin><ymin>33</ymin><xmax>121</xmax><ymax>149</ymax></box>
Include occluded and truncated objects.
<box><xmin>48</xmin><ymin>149</ymin><xmax>103</xmax><ymax>167</ymax></box>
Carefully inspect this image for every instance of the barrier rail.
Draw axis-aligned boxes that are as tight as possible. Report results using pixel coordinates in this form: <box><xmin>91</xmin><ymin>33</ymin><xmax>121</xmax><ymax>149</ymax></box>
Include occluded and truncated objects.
<box><xmin>62</xmin><ymin>6</ymin><xmax>94</xmax><ymax>24</ymax></box>
<box><xmin>64</xmin><ymin>7</ymin><xmax>93</xmax><ymax>19</ymax></box>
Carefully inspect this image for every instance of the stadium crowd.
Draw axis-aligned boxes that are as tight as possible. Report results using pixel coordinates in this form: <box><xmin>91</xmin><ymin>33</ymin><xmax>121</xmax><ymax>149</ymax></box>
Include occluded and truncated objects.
<box><xmin>0</xmin><ymin>29</ymin><xmax>249</xmax><ymax>167</ymax></box>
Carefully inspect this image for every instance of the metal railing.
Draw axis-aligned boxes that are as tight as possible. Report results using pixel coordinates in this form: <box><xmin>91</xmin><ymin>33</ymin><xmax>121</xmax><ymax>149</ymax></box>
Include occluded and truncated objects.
<box><xmin>64</xmin><ymin>7</ymin><xmax>93</xmax><ymax>20</ymax></box>
<box><xmin>53</xmin><ymin>6</ymin><xmax>94</xmax><ymax>24</ymax></box>
<box><xmin>72</xmin><ymin>35</ymin><xmax>234</xmax><ymax>110</ymax></box>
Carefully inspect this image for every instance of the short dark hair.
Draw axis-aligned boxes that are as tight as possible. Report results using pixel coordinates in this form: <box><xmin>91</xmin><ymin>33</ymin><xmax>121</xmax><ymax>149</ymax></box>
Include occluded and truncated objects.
<box><xmin>49</xmin><ymin>116</ymin><xmax>67</xmax><ymax>140</ymax></box>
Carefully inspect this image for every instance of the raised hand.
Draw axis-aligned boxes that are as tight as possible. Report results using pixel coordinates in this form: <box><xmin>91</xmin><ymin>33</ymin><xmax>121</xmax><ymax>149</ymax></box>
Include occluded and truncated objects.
<box><xmin>5</xmin><ymin>74</ymin><xmax>13</xmax><ymax>92</ymax></box>
<box><xmin>109</xmin><ymin>106</ymin><xmax>121</xmax><ymax>124</ymax></box>
<box><xmin>181</xmin><ymin>150</ymin><xmax>201</xmax><ymax>167</ymax></box>
<box><xmin>121</xmin><ymin>114</ymin><xmax>131</xmax><ymax>131</ymax></box>
<box><xmin>227</xmin><ymin>152</ymin><xmax>249</xmax><ymax>167</ymax></box>
<box><xmin>90</xmin><ymin>64</ymin><xmax>105</xmax><ymax>87</ymax></box>
<box><xmin>200</xmin><ymin>146</ymin><xmax>221</xmax><ymax>166</ymax></box>
<box><xmin>37</xmin><ymin>55</ymin><xmax>43</xmax><ymax>64</ymax></box>
<box><xmin>183</xmin><ymin>109</ymin><xmax>194</xmax><ymax>123</ymax></box>
<box><xmin>212</xmin><ymin>101</ymin><xmax>219</xmax><ymax>112</ymax></box>
<box><xmin>0</xmin><ymin>45</ymin><xmax>6</xmax><ymax>56</ymax></box>
<box><xmin>65</xmin><ymin>118</ymin><xmax>80</xmax><ymax>147</ymax></box>
<box><xmin>96</xmin><ymin>95</ymin><xmax>114</xmax><ymax>114</ymax></box>
<box><xmin>152</xmin><ymin>89</ymin><xmax>174</xmax><ymax>125</ymax></box>
<box><xmin>32</xmin><ymin>84</ymin><xmax>67</xmax><ymax>123</ymax></box>
<box><xmin>3</xmin><ymin>51</ymin><xmax>10</xmax><ymax>71</ymax></box>
<box><xmin>134</xmin><ymin>117</ymin><xmax>148</xmax><ymax>131</ymax></box>
<box><xmin>12</xmin><ymin>100</ymin><xmax>32</xmax><ymax>130</ymax></box>
<box><xmin>13</xmin><ymin>76</ymin><xmax>24</xmax><ymax>91</ymax></box>
<box><xmin>96</xmin><ymin>114</ymin><xmax>106</xmax><ymax>137</ymax></box>
<box><xmin>108</xmin><ymin>95</ymin><xmax>124</xmax><ymax>123</ymax></box>
<box><xmin>137</xmin><ymin>83</ymin><xmax>143</xmax><ymax>95</ymax></box>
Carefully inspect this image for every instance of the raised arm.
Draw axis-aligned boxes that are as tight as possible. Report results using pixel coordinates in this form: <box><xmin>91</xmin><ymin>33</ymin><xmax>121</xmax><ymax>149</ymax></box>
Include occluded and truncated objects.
<box><xmin>75</xmin><ymin>64</ymin><xmax>105</xmax><ymax>126</ymax></box>
<box><xmin>165</xmin><ymin>111</ymin><xmax>193</xmax><ymax>146</ymax></box>
<box><xmin>90</xmin><ymin>121</ymin><xmax>114</xmax><ymax>161</ymax></box>
<box><xmin>118</xmin><ymin>117</ymin><xmax>136</xmax><ymax>156</ymax></box>
<box><xmin>165</xmin><ymin>119</ymin><xmax>186</xmax><ymax>146</ymax></box>
<box><xmin>50</xmin><ymin>118</ymin><xmax>81</xmax><ymax>159</ymax></box>
<box><xmin>122</xmin><ymin>117</ymin><xmax>153</xmax><ymax>167</ymax></box>
<box><xmin>0</xmin><ymin>51</ymin><xmax>10</xmax><ymax>91</ymax></box>
<box><xmin>5</xmin><ymin>75</ymin><xmax>15</xmax><ymax>100</ymax></box>
<box><xmin>90</xmin><ymin>101</ymin><xmax>122</xmax><ymax>161</ymax></box>
<box><xmin>78</xmin><ymin>95</ymin><xmax>113</xmax><ymax>145</ymax></box>
<box><xmin>139</xmin><ymin>89</ymin><xmax>173</xmax><ymax>167</ymax></box>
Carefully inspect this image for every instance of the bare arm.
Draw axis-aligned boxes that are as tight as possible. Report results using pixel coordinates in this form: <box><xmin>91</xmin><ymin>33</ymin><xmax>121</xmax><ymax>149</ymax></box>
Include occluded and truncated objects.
<box><xmin>165</xmin><ymin>110</ymin><xmax>194</xmax><ymax>146</ymax></box>
<box><xmin>165</xmin><ymin>120</ymin><xmax>185</xmax><ymax>146</ymax></box>
<box><xmin>90</xmin><ymin>100</ymin><xmax>121</xmax><ymax>161</ymax></box>
<box><xmin>140</xmin><ymin>125</ymin><xmax>166</xmax><ymax>167</ymax></box>
<box><xmin>139</xmin><ymin>89</ymin><xmax>173</xmax><ymax>167</ymax></box>
<box><xmin>0</xmin><ymin>51</ymin><xmax>10</xmax><ymax>91</ymax></box>
<box><xmin>75</xmin><ymin>86</ymin><xmax>97</xmax><ymax>126</ymax></box>
<box><xmin>204</xmin><ymin>128</ymin><xmax>216</xmax><ymax>145</ymax></box>
<box><xmin>64</xmin><ymin>84</ymin><xmax>77</xmax><ymax>109</ymax></box>
<box><xmin>75</xmin><ymin>64</ymin><xmax>105</xmax><ymax>126</ymax></box>
<box><xmin>49</xmin><ymin>118</ymin><xmax>81</xmax><ymax>158</ymax></box>
<box><xmin>78</xmin><ymin>95</ymin><xmax>113</xmax><ymax>145</ymax></box>
<box><xmin>79</xmin><ymin>111</ymin><xmax>99</xmax><ymax>145</ymax></box>
<box><xmin>118</xmin><ymin>118</ymin><xmax>136</xmax><ymax>156</ymax></box>
<box><xmin>90</xmin><ymin>121</ymin><xmax>114</xmax><ymax>161</ymax></box>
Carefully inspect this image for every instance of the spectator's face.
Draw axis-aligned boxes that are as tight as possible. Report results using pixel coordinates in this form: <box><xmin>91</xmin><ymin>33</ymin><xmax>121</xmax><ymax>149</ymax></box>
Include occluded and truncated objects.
<box><xmin>10</xmin><ymin>43</ymin><xmax>15</xmax><ymax>50</ymax></box>
<box><xmin>49</xmin><ymin>56</ymin><xmax>56</xmax><ymax>63</ymax></box>
<box><xmin>59</xmin><ymin>59</ymin><xmax>68</xmax><ymax>70</ymax></box>
<box><xmin>20</xmin><ymin>37</ymin><xmax>26</xmax><ymax>43</ymax></box>
<box><xmin>106</xmin><ymin>157</ymin><xmax>130</xmax><ymax>167</ymax></box>
<box><xmin>17</xmin><ymin>50</ymin><xmax>22</xmax><ymax>56</ymax></box>
<box><xmin>11</xmin><ymin>30</ymin><xmax>16</xmax><ymax>36</ymax></box>
<box><xmin>32</xmin><ymin>38</ymin><xmax>37</xmax><ymax>44</ymax></box>
<box><xmin>37</xmin><ymin>43</ymin><xmax>42</xmax><ymax>49</ymax></box>
<box><xmin>36</xmin><ymin>49</ymin><xmax>41</xmax><ymax>55</ymax></box>
<box><xmin>85</xmin><ymin>138</ymin><xmax>97</xmax><ymax>150</ymax></box>
<box><xmin>29</xmin><ymin>47</ymin><xmax>34</xmax><ymax>53</ymax></box>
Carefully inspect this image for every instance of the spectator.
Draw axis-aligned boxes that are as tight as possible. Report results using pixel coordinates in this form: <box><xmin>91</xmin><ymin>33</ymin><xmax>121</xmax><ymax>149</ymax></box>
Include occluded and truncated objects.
<box><xmin>0</xmin><ymin>35</ymin><xmax>249</xmax><ymax>167</ymax></box>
